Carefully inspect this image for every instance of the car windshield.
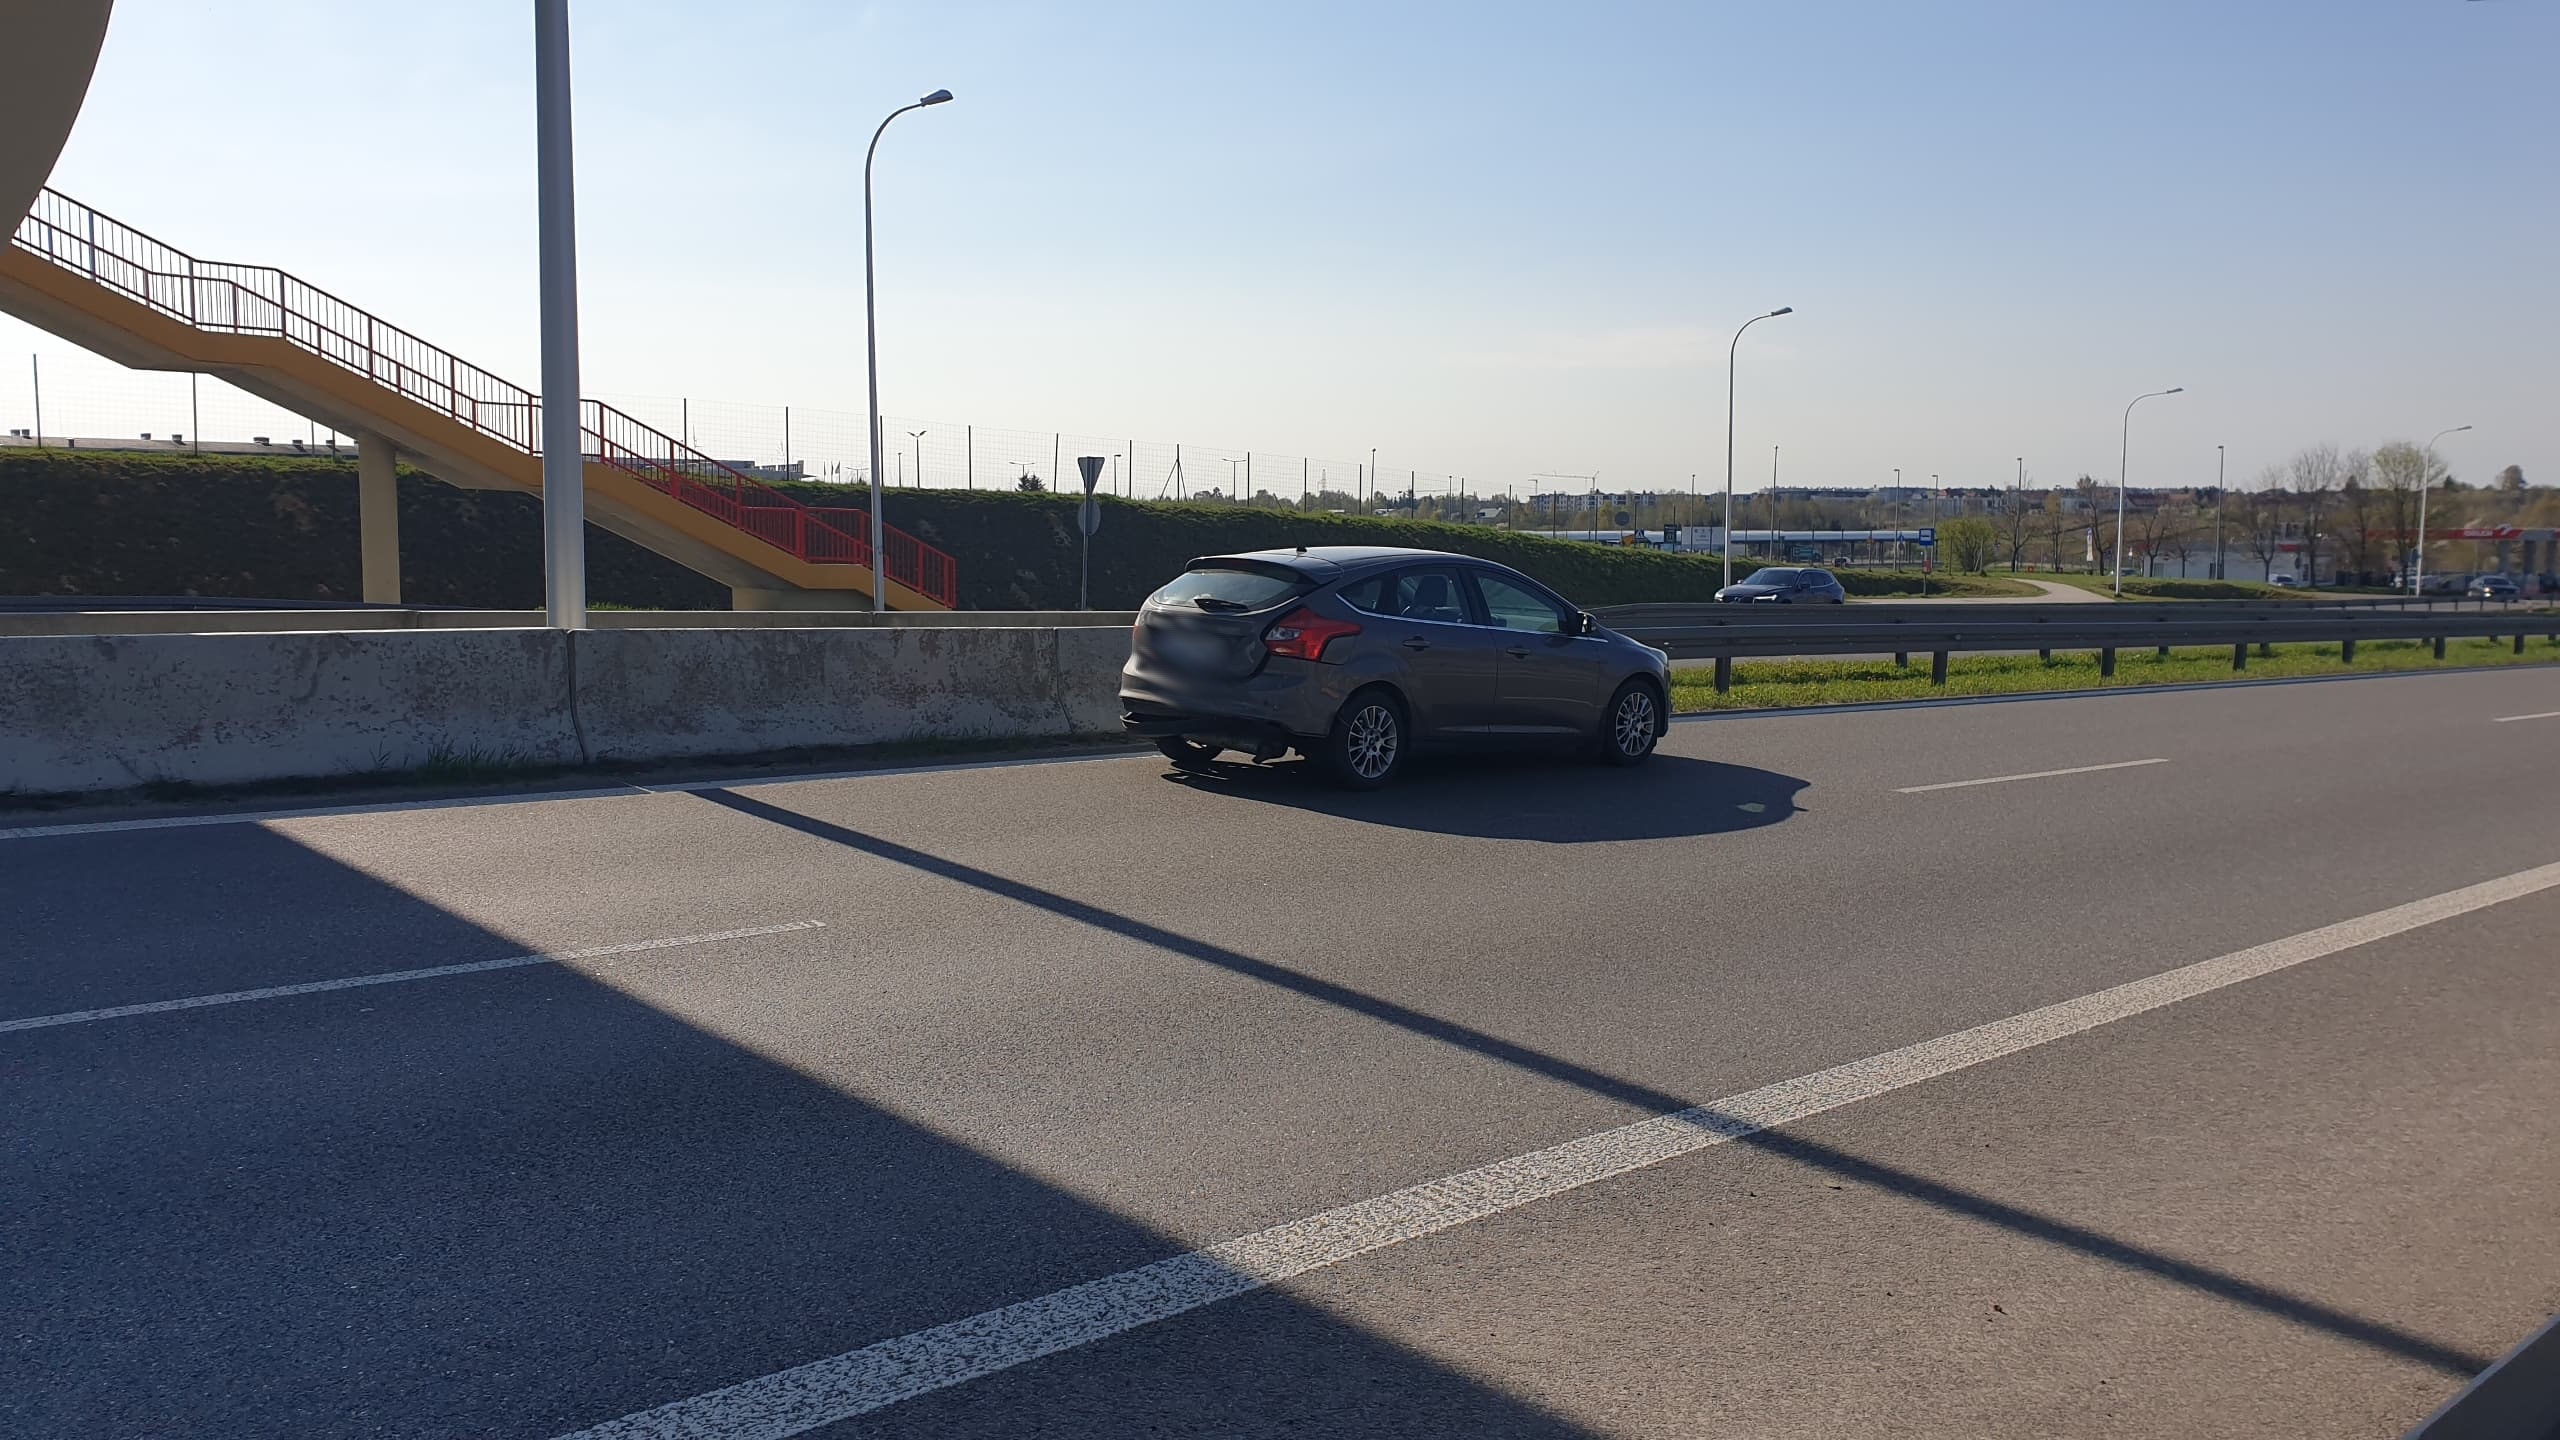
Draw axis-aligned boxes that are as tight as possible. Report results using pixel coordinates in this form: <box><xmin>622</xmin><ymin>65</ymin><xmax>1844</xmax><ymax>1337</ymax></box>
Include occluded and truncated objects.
<box><xmin>1149</xmin><ymin>565</ymin><xmax>1308</xmax><ymax>611</ymax></box>
<box><xmin>1748</xmin><ymin>569</ymin><xmax>1801</xmax><ymax>585</ymax></box>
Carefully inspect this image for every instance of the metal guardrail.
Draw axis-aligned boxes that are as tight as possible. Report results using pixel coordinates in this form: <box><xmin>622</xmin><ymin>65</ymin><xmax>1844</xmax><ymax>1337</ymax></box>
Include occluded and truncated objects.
<box><xmin>1595</xmin><ymin>602</ymin><xmax>2560</xmax><ymax>690</ymax></box>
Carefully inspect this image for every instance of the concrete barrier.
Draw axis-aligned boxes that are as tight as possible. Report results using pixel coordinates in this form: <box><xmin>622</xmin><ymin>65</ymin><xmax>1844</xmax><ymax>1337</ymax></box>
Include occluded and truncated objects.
<box><xmin>0</xmin><ymin>624</ymin><xmax>1135</xmax><ymax>799</ymax></box>
<box><xmin>0</xmin><ymin>608</ymin><xmax>1142</xmax><ymax>638</ymax></box>
<box><xmin>0</xmin><ymin>629</ymin><xmax>579</xmax><ymax>795</ymax></box>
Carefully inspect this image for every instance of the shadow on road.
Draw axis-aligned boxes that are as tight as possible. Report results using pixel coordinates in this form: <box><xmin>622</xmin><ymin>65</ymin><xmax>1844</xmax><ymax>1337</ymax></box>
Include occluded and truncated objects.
<box><xmin>1155</xmin><ymin>750</ymin><xmax>1811</xmax><ymax>842</ymax></box>
<box><xmin>697</xmin><ymin>787</ymin><xmax>2497</xmax><ymax>1383</ymax></box>
<box><xmin>0</xmin><ymin>824</ymin><xmax>1604</xmax><ymax>1439</ymax></box>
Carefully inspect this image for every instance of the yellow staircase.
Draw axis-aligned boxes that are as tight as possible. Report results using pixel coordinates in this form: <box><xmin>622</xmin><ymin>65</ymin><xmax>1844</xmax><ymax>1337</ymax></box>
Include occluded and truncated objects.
<box><xmin>1</xmin><ymin>188</ymin><xmax>955</xmax><ymax>610</ymax></box>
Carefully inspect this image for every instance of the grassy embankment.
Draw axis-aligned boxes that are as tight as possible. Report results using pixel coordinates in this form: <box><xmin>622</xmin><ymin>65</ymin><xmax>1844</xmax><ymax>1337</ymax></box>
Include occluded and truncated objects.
<box><xmin>1668</xmin><ymin>636</ymin><xmax>2559</xmax><ymax>712</ymax></box>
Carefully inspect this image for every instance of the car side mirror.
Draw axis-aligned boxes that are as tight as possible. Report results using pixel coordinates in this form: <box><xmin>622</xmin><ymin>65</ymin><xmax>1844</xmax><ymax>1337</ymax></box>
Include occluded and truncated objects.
<box><xmin>1573</xmin><ymin>611</ymin><xmax>1599</xmax><ymax>636</ymax></box>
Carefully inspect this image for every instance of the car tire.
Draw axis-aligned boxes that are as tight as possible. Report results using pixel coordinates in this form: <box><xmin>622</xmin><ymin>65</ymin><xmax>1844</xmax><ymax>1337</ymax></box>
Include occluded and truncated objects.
<box><xmin>1321</xmin><ymin>687</ymin><xmax>1407</xmax><ymax>790</ymax></box>
<box><xmin>1153</xmin><ymin>737</ymin><xmax>1222</xmax><ymax>770</ymax></box>
<box><xmin>1595</xmin><ymin>679</ymin><xmax>1663</xmax><ymax>766</ymax></box>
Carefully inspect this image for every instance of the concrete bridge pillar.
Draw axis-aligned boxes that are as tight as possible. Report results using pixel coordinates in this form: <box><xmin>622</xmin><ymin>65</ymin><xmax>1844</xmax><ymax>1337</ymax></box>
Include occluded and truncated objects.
<box><xmin>357</xmin><ymin>432</ymin><xmax>401</xmax><ymax>604</ymax></box>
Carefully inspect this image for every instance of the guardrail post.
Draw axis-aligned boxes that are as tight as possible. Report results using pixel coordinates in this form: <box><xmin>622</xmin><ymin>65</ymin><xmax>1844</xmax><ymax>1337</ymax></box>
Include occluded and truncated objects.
<box><xmin>2156</xmin><ymin>644</ymin><xmax>2169</xmax><ymax>659</ymax></box>
<box><xmin>2433</xmin><ymin>635</ymin><xmax>2447</xmax><ymax>660</ymax></box>
<box><xmin>2516</xmin><ymin>632</ymin><xmax>2526</xmax><ymax>655</ymax></box>
<box><xmin>2231</xmin><ymin>643</ymin><xmax>2247</xmax><ymax>671</ymax></box>
<box><xmin>1930</xmin><ymin>651</ymin><xmax>1949</xmax><ymax>686</ymax></box>
<box><xmin>2340</xmin><ymin>637</ymin><xmax>2356</xmax><ymax>664</ymax></box>
<box><xmin>1894</xmin><ymin>651</ymin><xmax>1909</xmax><ymax>668</ymax></box>
<box><xmin>1713</xmin><ymin>656</ymin><xmax>1732</xmax><ymax>694</ymax></box>
<box><xmin>2099</xmin><ymin>647</ymin><xmax>2115</xmax><ymax>678</ymax></box>
<box><xmin>2037</xmin><ymin>648</ymin><xmax>2051</xmax><ymax>662</ymax></box>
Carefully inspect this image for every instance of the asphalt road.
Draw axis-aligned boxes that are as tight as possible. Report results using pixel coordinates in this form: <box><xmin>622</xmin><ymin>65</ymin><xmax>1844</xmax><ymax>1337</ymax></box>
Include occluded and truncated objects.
<box><xmin>6</xmin><ymin>667</ymin><xmax>2559</xmax><ymax>1439</ymax></box>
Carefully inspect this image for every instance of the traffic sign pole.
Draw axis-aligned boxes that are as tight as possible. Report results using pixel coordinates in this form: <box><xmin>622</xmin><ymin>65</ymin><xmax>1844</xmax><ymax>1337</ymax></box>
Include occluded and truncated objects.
<box><xmin>1076</xmin><ymin>456</ymin><xmax>1105</xmax><ymax>610</ymax></box>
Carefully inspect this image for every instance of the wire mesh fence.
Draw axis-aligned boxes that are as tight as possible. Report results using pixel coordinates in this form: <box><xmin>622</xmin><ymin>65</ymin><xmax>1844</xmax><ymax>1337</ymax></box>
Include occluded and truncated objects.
<box><xmin>1</xmin><ymin>348</ymin><xmax>1504</xmax><ymax>515</ymax></box>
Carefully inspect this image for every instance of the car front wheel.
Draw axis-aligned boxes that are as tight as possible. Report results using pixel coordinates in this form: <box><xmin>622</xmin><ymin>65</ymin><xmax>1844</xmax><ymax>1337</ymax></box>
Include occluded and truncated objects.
<box><xmin>1597</xmin><ymin>680</ymin><xmax>1662</xmax><ymax>766</ymax></box>
<box><xmin>1322</xmin><ymin>688</ymin><xmax>1407</xmax><ymax>790</ymax></box>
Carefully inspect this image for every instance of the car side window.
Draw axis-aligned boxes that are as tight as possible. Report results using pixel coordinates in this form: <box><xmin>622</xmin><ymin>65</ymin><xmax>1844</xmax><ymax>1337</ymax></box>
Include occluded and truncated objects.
<box><xmin>1471</xmin><ymin>572</ymin><xmax>1568</xmax><ymax>634</ymax></box>
<box><xmin>1805</xmin><ymin>569</ymin><xmax>1834</xmax><ymax>588</ymax></box>
<box><xmin>1391</xmin><ymin>567</ymin><xmax>1472</xmax><ymax>624</ymax></box>
<box><xmin>1335</xmin><ymin>574</ymin><xmax>1391</xmax><ymax>615</ymax></box>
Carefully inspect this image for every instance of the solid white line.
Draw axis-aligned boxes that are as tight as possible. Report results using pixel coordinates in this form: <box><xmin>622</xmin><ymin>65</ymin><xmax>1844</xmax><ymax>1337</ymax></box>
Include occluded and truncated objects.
<box><xmin>0</xmin><ymin>921</ymin><xmax>823</xmax><ymax>1035</ymax></box>
<box><xmin>0</xmin><ymin>751</ymin><xmax>1144</xmax><ymax>843</ymax></box>
<box><xmin>550</xmin><ymin>860</ymin><xmax>2560</xmax><ymax>1440</ymax></box>
<box><xmin>1896</xmin><ymin>757</ymin><xmax>2169</xmax><ymax>793</ymax></box>
<box><xmin>2492</xmin><ymin>710</ymin><xmax>2560</xmax><ymax>724</ymax></box>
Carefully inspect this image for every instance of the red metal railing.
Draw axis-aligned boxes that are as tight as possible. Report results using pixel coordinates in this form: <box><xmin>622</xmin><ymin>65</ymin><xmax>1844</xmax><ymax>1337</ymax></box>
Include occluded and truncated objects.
<box><xmin>9</xmin><ymin>188</ymin><xmax>959</xmax><ymax>607</ymax></box>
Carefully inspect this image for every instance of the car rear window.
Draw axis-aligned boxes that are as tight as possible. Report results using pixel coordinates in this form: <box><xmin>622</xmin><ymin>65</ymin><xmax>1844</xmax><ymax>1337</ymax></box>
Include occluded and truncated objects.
<box><xmin>1149</xmin><ymin>564</ymin><xmax>1308</xmax><ymax>611</ymax></box>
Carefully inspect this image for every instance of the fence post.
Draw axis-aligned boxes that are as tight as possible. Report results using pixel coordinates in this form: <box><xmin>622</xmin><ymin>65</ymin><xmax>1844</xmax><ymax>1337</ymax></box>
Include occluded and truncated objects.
<box><xmin>1714</xmin><ymin>656</ymin><xmax>1732</xmax><ymax>694</ymax></box>
<box><xmin>2099</xmin><ymin>647</ymin><xmax>2116</xmax><ymax>678</ymax></box>
<box><xmin>1930</xmin><ymin>651</ymin><xmax>1949</xmax><ymax>686</ymax></box>
<box><xmin>966</xmin><ymin>424</ymin><xmax>974</xmax><ymax>490</ymax></box>
<box><xmin>2232</xmin><ymin>643</ymin><xmax>2248</xmax><ymax>671</ymax></box>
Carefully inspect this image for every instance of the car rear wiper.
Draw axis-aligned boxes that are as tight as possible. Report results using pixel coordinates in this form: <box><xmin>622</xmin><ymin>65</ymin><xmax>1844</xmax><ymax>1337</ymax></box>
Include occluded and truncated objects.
<box><xmin>1192</xmin><ymin>597</ymin><xmax>1251</xmax><ymax>612</ymax></box>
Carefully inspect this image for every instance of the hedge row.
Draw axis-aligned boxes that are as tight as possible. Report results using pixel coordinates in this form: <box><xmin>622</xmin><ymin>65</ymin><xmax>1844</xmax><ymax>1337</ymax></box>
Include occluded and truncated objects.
<box><xmin>1</xmin><ymin>451</ymin><xmax>2003</xmax><ymax>609</ymax></box>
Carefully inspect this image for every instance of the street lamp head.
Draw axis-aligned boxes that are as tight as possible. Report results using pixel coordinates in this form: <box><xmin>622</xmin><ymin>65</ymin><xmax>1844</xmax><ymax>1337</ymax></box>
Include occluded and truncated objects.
<box><xmin>920</xmin><ymin>89</ymin><xmax>954</xmax><ymax>105</ymax></box>
<box><xmin>2165</xmin><ymin>386</ymin><xmax>2185</xmax><ymax>395</ymax></box>
<box><xmin>1769</xmin><ymin>306</ymin><xmax>1794</xmax><ymax>317</ymax></box>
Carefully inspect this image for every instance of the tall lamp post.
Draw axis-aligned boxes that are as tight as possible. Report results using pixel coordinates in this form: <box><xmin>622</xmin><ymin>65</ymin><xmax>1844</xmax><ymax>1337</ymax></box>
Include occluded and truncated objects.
<box><xmin>906</xmin><ymin>428</ymin><xmax>927</xmax><ymax>490</ymax></box>
<box><xmin>534</xmin><ymin>0</ymin><xmax>586</xmax><ymax>629</ymax></box>
<box><xmin>2014</xmin><ymin>457</ymin><xmax>2024</xmax><ymax>572</ymax></box>
<box><xmin>2413</xmin><ymin>424</ymin><xmax>2471</xmax><ymax>596</ymax></box>
<box><xmin>1723</xmin><ymin>306</ymin><xmax>1793</xmax><ymax>585</ymax></box>
<box><xmin>2212</xmin><ymin>443</ymin><xmax>2226</xmax><ymax>580</ymax></box>
<box><xmin>863</xmin><ymin>87</ymin><xmax>954</xmax><ymax>611</ymax></box>
<box><xmin>2114</xmin><ymin>386</ymin><xmax>2184</xmax><ymax>596</ymax></box>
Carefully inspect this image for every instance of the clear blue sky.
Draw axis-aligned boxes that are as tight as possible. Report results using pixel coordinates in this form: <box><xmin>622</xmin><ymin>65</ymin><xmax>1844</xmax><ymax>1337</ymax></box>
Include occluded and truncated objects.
<box><xmin>12</xmin><ymin>0</ymin><xmax>2555</xmax><ymax>497</ymax></box>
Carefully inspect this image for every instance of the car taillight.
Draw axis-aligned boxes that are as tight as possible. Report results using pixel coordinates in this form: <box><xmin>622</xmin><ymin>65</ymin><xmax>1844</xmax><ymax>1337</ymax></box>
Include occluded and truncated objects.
<box><xmin>1264</xmin><ymin>606</ymin><xmax>1360</xmax><ymax>662</ymax></box>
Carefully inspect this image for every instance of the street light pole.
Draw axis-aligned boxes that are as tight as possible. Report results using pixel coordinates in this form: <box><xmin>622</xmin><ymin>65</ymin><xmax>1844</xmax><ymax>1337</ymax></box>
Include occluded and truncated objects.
<box><xmin>2114</xmin><ymin>386</ymin><xmax>2184</xmax><ymax>597</ymax></box>
<box><xmin>862</xmin><ymin>87</ymin><xmax>954</xmax><ymax>611</ymax></box>
<box><xmin>2213</xmin><ymin>443</ymin><xmax>2225</xmax><ymax>580</ymax></box>
<box><xmin>2014</xmin><ymin>456</ymin><xmax>2024</xmax><ymax>572</ymax></box>
<box><xmin>906</xmin><ymin>429</ymin><xmax>927</xmax><ymax>490</ymax></box>
<box><xmin>2413</xmin><ymin>424</ymin><xmax>2472</xmax><ymax>596</ymax></box>
<box><xmin>534</xmin><ymin>0</ymin><xmax>586</xmax><ymax>630</ymax></box>
<box><xmin>1724</xmin><ymin>305</ymin><xmax>1792</xmax><ymax>586</ymax></box>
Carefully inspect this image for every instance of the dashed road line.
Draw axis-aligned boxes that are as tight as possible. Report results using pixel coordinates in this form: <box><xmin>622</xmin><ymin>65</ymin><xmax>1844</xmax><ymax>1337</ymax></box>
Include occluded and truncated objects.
<box><xmin>1896</xmin><ymin>757</ymin><xmax>2170</xmax><ymax>793</ymax></box>
<box><xmin>0</xmin><ymin>921</ymin><xmax>824</xmax><ymax>1035</ymax></box>
<box><xmin>2492</xmin><ymin>710</ymin><xmax>2560</xmax><ymax>724</ymax></box>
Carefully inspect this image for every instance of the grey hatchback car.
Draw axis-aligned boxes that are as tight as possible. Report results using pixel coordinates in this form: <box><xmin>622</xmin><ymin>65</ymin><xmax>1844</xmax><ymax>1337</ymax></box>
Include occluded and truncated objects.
<box><xmin>1120</xmin><ymin>546</ymin><xmax>1672</xmax><ymax>788</ymax></box>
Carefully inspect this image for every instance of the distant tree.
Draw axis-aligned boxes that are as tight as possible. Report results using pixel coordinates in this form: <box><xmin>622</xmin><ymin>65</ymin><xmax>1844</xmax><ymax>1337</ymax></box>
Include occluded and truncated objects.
<box><xmin>2287</xmin><ymin>445</ymin><xmax>2344</xmax><ymax>583</ymax></box>
<box><xmin>2042</xmin><ymin>487</ymin><xmax>2075</xmax><ymax>571</ymax></box>
<box><xmin>2244</xmin><ymin>469</ymin><xmax>2290</xmax><ymax>579</ymax></box>
<box><xmin>2496</xmin><ymin>464</ymin><xmax>2527</xmax><ymax>491</ymax></box>
<box><xmin>2003</xmin><ymin>481</ymin><xmax>2033</xmax><ymax>571</ymax></box>
<box><xmin>1938</xmin><ymin>516</ymin><xmax>1999</xmax><ymax>573</ymax></box>
<box><xmin>1015</xmin><ymin>471</ymin><xmax>1045</xmax><ymax>492</ymax></box>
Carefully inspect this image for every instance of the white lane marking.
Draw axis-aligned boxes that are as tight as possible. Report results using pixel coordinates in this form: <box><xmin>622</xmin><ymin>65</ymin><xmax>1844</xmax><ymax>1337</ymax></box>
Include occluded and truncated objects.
<box><xmin>551</xmin><ymin>860</ymin><xmax>2560</xmax><ymax>1440</ymax></box>
<box><xmin>2492</xmin><ymin>710</ymin><xmax>2560</xmax><ymax>724</ymax></box>
<box><xmin>1896</xmin><ymin>757</ymin><xmax>2169</xmax><ymax>793</ymax></box>
<box><xmin>0</xmin><ymin>921</ymin><xmax>823</xmax><ymax>1035</ymax></box>
<box><xmin>0</xmin><ymin>751</ymin><xmax>1144</xmax><ymax>843</ymax></box>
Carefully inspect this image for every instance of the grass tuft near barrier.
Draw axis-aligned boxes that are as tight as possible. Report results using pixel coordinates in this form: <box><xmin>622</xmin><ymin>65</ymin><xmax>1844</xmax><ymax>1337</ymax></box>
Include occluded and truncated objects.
<box><xmin>1669</xmin><ymin>637</ymin><xmax>2560</xmax><ymax>712</ymax></box>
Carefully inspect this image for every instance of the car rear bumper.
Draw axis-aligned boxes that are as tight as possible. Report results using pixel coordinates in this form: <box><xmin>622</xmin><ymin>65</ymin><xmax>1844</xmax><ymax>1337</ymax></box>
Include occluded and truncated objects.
<box><xmin>1119</xmin><ymin>653</ymin><xmax>1343</xmax><ymax>740</ymax></box>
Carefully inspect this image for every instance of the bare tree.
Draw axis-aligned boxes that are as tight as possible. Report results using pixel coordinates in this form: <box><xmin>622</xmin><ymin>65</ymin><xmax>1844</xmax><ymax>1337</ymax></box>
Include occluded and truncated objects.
<box><xmin>2367</xmin><ymin>441</ymin><xmax>2433</xmax><ymax>584</ymax></box>
<box><xmin>2287</xmin><ymin>444</ymin><xmax>2344</xmax><ymax>584</ymax></box>
<box><xmin>2130</xmin><ymin>500</ymin><xmax>2189</xmax><ymax>579</ymax></box>
<box><xmin>2004</xmin><ymin>479</ymin><xmax>2034</xmax><ymax>572</ymax></box>
<box><xmin>2041</xmin><ymin>490</ymin><xmax>2073</xmax><ymax>571</ymax></box>
<box><xmin>2244</xmin><ymin>465</ymin><xmax>2291</xmax><ymax>579</ymax></box>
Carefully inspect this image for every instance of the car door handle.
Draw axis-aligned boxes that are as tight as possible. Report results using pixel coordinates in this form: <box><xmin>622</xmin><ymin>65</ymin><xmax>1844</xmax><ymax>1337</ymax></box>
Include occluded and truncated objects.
<box><xmin>1401</xmin><ymin>637</ymin><xmax>1432</xmax><ymax>651</ymax></box>
<box><xmin>1504</xmin><ymin>646</ymin><xmax>1531</xmax><ymax>659</ymax></box>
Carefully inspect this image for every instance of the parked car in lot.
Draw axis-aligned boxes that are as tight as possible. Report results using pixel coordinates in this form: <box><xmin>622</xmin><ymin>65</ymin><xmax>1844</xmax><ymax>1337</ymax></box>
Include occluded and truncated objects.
<box><xmin>2468</xmin><ymin>574</ymin><xmax>2521</xmax><ymax>602</ymax></box>
<box><xmin>1714</xmin><ymin>566</ymin><xmax>1847</xmax><ymax>603</ymax></box>
<box><xmin>1119</xmin><ymin>546</ymin><xmax>1672</xmax><ymax>788</ymax></box>
<box><xmin>2269</xmin><ymin>573</ymin><xmax>2300</xmax><ymax>588</ymax></box>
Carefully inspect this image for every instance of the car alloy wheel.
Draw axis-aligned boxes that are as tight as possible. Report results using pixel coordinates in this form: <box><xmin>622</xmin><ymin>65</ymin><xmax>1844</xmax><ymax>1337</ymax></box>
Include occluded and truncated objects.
<box><xmin>1603</xmin><ymin>682</ymin><xmax>1660</xmax><ymax>764</ymax></box>
<box><xmin>1345</xmin><ymin>701</ymin><xmax>1400</xmax><ymax>780</ymax></box>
